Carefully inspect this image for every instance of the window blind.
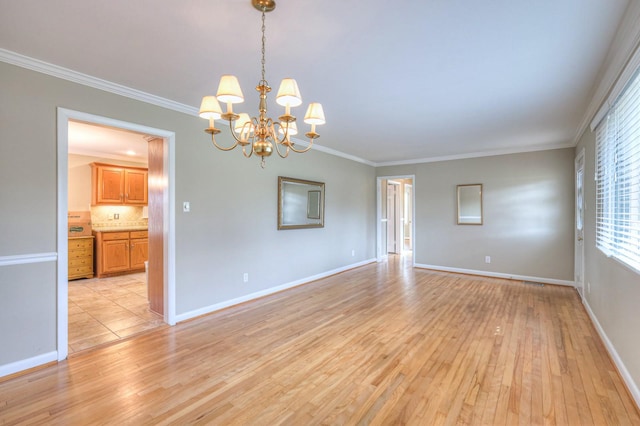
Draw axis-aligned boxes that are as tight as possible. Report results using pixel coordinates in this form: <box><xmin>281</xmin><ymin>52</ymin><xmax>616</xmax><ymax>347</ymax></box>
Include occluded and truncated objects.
<box><xmin>595</xmin><ymin>66</ymin><xmax>640</xmax><ymax>272</ymax></box>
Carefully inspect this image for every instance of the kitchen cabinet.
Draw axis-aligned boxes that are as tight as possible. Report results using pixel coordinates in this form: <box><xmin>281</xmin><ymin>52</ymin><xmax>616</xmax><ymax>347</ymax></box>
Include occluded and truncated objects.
<box><xmin>94</xmin><ymin>230</ymin><xmax>148</xmax><ymax>278</ymax></box>
<box><xmin>68</xmin><ymin>236</ymin><xmax>94</xmax><ymax>280</ymax></box>
<box><xmin>130</xmin><ymin>230</ymin><xmax>149</xmax><ymax>270</ymax></box>
<box><xmin>91</xmin><ymin>162</ymin><xmax>148</xmax><ymax>206</ymax></box>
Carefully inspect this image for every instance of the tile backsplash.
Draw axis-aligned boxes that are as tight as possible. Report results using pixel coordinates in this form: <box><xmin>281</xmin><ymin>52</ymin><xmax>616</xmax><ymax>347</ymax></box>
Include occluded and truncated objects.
<box><xmin>91</xmin><ymin>205</ymin><xmax>148</xmax><ymax>229</ymax></box>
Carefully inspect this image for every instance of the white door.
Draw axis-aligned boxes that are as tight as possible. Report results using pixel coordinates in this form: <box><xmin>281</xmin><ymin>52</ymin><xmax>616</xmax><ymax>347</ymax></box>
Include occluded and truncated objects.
<box><xmin>575</xmin><ymin>149</ymin><xmax>585</xmax><ymax>298</ymax></box>
<box><xmin>387</xmin><ymin>182</ymin><xmax>398</xmax><ymax>253</ymax></box>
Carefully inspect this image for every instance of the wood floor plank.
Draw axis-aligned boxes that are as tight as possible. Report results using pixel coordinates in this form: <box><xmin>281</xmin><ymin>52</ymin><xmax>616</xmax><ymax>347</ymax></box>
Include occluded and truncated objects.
<box><xmin>1</xmin><ymin>256</ymin><xmax>638</xmax><ymax>425</ymax></box>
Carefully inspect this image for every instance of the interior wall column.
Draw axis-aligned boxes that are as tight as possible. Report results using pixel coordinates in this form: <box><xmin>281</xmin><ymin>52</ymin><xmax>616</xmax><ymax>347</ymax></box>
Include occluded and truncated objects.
<box><xmin>147</xmin><ymin>137</ymin><xmax>164</xmax><ymax>315</ymax></box>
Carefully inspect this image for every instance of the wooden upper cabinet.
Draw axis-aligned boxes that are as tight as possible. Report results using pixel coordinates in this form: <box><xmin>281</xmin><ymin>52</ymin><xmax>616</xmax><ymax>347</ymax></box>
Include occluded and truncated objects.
<box><xmin>95</xmin><ymin>165</ymin><xmax>125</xmax><ymax>204</ymax></box>
<box><xmin>124</xmin><ymin>168</ymin><xmax>148</xmax><ymax>205</ymax></box>
<box><xmin>91</xmin><ymin>163</ymin><xmax>148</xmax><ymax>206</ymax></box>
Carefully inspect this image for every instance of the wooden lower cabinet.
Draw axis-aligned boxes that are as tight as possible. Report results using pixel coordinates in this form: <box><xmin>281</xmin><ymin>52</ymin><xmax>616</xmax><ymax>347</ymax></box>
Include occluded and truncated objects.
<box><xmin>130</xmin><ymin>231</ymin><xmax>149</xmax><ymax>270</ymax></box>
<box><xmin>68</xmin><ymin>236</ymin><xmax>94</xmax><ymax>280</ymax></box>
<box><xmin>94</xmin><ymin>230</ymin><xmax>148</xmax><ymax>278</ymax></box>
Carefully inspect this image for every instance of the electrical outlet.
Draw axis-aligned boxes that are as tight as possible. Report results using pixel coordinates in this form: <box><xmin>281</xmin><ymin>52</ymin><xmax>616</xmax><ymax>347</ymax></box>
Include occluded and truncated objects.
<box><xmin>243</xmin><ymin>273</ymin><xmax>249</xmax><ymax>283</ymax></box>
<box><xmin>183</xmin><ymin>201</ymin><xmax>191</xmax><ymax>212</ymax></box>
<box><xmin>114</xmin><ymin>213</ymin><xmax>119</xmax><ymax>220</ymax></box>
<box><xmin>351</xmin><ymin>249</ymin><xmax>355</xmax><ymax>257</ymax></box>
<box><xmin>485</xmin><ymin>256</ymin><xmax>491</xmax><ymax>264</ymax></box>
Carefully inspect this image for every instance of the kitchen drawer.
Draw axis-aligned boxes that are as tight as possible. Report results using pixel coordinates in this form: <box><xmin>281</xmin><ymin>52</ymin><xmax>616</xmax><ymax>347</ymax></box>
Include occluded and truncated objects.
<box><xmin>68</xmin><ymin>247</ymin><xmax>93</xmax><ymax>259</ymax></box>
<box><xmin>101</xmin><ymin>232</ymin><xmax>130</xmax><ymax>241</ymax></box>
<box><xmin>130</xmin><ymin>230</ymin><xmax>148</xmax><ymax>239</ymax></box>
<box><xmin>69</xmin><ymin>238</ymin><xmax>93</xmax><ymax>250</ymax></box>
<box><xmin>69</xmin><ymin>257</ymin><xmax>92</xmax><ymax>268</ymax></box>
<box><xmin>69</xmin><ymin>265</ymin><xmax>93</xmax><ymax>277</ymax></box>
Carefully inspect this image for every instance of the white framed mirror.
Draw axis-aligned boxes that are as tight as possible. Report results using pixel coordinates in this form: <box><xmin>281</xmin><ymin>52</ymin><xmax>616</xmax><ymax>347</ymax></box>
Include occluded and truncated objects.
<box><xmin>457</xmin><ymin>184</ymin><xmax>483</xmax><ymax>225</ymax></box>
<box><xmin>278</xmin><ymin>176</ymin><xmax>325</xmax><ymax>230</ymax></box>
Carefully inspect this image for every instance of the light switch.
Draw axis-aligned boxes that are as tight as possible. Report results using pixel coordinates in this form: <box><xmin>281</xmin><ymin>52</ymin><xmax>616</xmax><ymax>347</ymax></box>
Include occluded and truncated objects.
<box><xmin>183</xmin><ymin>201</ymin><xmax>191</xmax><ymax>212</ymax></box>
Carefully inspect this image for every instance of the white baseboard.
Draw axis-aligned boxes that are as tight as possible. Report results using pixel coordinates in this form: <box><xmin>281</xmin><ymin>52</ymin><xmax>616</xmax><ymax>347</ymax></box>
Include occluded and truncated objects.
<box><xmin>582</xmin><ymin>298</ymin><xmax>640</xmax><ymax>409</ymax></box>
<box><xmin>414</xmin><ymin>263</ymin><xmax>575</xmax><ymax>287</ymax></box>
<box><xmin>175</xmin><ymin>259</ymin><xmax>376</xmax><ymax>323</ymax></box>
<box><xmin>0</xmin><ymin>351</ymin><xmax>58</xmax><ymax>378</ymax></box>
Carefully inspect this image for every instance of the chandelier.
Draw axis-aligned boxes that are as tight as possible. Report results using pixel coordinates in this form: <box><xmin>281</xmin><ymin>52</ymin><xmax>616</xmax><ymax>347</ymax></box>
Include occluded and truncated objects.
<box><xmin>199</xmin><ymin>0</ymin><xmax>326</xmax><ymax>168</ymax></box>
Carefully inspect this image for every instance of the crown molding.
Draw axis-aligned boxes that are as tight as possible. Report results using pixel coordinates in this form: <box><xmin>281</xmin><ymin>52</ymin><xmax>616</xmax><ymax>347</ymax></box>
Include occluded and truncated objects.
<box><xmin>374</xmin><ymin>142</ymin><xmax>575</xmax><ymax>167</ymax></box>
<box><xmin>573</xmin><ymin>1</ymin><xmax>640</xmax><ymax>141</ymax></box>
<box><xmin>0</xmin><ymin>48</ymin><xmax>199</xmax><ymax>116</ymax></box>
<box><xmin>307</xmin><ymin>143</ymin><xmax>376</xmax><ymax>166</ymax></box>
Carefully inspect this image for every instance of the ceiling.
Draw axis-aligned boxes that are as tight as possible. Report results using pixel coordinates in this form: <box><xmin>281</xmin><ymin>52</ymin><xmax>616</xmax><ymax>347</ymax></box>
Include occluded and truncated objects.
<box><xmin>67</xmin><ymin>121</ymin><xmax>149</xmax><ymax>164</ymax></box>
<box><xmin>0</xmin><ymin>0</ymin><xmax>630</xmax><ymax>164</ymax></box>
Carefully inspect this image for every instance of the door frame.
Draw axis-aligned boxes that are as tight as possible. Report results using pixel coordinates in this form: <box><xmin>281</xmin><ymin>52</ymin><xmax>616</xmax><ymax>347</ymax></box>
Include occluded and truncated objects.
<box><xmin>377</xmin><ymin>175</ymin><xmax>415</xmax><ymax>264</ymax></box>
<box><xmin>574</xmin><ymin>148</ymin><xmax>586</xmax><ymax>298</ymax></box>
<box><xmin>403</xmin><ymin>183</ymin><xmax>413</xmax><ymax>251</ymax></box>
<box><xmin>386</xmin><ymin>180</ymin><xmax>402</xmax><ymax>254</ymax></box>
<box><xmin>56</xmin><ymin>108</ymin><xmax>176</xmax><ymax>361</ymax></box>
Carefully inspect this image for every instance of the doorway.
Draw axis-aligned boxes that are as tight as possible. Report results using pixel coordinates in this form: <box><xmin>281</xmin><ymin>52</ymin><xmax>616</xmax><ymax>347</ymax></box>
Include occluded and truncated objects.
<box><xmin>56</xmin><ymin>108</ymin><xmax>176</xmax><ymax>361</ymax></box>
<box><xmin>386</xmin><ymin>181</ymin><xmax>401</xmax><ymax>254</ymax></box>
<box><xmin>377</xmin><ymin>175</ymin><xmax>415</xmax><ymax>263</ymax></box>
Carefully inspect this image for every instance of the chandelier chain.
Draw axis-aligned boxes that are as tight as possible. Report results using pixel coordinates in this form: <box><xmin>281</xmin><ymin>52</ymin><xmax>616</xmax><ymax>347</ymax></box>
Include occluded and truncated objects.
<box><xmin>261</xmin><ymin>10</ymin><xmax>266</xmax><ymax>83</ymax></box>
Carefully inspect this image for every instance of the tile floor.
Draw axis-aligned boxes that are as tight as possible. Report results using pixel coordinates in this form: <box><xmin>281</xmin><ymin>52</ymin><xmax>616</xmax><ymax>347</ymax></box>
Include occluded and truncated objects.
<box><xmin>68</xmin><ymin>273</ymin><xmax>165</xmax><ymax>354</ymax></box>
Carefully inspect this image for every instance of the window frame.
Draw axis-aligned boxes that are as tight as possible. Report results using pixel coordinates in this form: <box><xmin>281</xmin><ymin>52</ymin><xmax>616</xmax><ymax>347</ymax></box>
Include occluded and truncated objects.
<box><xmin>595</xmin><ymin>66</ymin><xmax>640</xmax><ymax>274</ymax></box>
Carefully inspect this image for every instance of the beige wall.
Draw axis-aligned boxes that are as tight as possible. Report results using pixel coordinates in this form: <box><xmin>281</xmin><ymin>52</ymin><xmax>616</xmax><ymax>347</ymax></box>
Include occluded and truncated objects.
<box><xmin>0</xmin><ymin>263</ymin><xmax>57</xmax><ymax>364</ymax></box>
<box><xmin>0</xmin><ymin>61</ymin><xmax>376</xmax><ymax>367</ymax></box>
<box><xmin>377</xmin><ymin>149</ymin><xmax>575</xmax><ymax>282</ymax></box>
<box><xmin>575</xmin><ymin>129</ymin><xmax>640</xmax><ymax>393</ymax></box>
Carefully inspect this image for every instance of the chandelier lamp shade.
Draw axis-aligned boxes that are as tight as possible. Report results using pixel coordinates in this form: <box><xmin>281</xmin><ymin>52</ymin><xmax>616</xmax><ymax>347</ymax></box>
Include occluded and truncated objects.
<box><xmin>199</xmin><ymin>0</ymin><xmax>326</xmax><ymax>167</ymax></box>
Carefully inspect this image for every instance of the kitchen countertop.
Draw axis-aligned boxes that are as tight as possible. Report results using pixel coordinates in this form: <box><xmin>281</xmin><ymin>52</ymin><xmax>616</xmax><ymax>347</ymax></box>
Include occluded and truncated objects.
<box><xmin>92</xmin><ymin>226</ymin><xmax>148</xmax><ymax>232</ymax></box>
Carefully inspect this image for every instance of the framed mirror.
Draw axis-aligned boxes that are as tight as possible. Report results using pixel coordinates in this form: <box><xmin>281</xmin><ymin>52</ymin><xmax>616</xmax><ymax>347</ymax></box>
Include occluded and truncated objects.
<box><xmin>457</xmin><ymin>184</ymin><xmax>483</xmax><ymax>225</ymax></box>
<box><xmin>278</xmin><ymin>176</ymin><xmax>325</xmax><ymax>230</ymax></box>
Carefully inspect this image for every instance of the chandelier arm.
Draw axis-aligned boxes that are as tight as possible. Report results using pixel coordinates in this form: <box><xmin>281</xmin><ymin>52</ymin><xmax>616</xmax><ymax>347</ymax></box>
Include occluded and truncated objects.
<box><xmin>241</xmin><ymin>136</ymin><xmax>255</xmax><ymax>158</ymax></box>
<box><xmin>272</xmin><ymin>120</ymin><xmax>291</xmax><ymax>145</ymax></box>
<box><xmin>210</xmin><ymin>133</ymin><xmax>240</xmax><ymax>151</ymax></box>
<box><xmin>226</xmin><ymin>119</ymin><xmax>249</xmax><ymax>145</ymax></box>
<box><xmin>287</xmin><ymin>139</ymin><xmax>314</xmax><ymax>154</ymax></box>
<box><xmin>274</xmin><ymin>138</ymin><xmax>290</xmax><ymax>158</ymax></box>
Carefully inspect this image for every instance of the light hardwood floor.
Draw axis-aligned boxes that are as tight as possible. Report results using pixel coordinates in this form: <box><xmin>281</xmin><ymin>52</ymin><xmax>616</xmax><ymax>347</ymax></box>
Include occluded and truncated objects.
<box><xmin>68</xmin><ymin>273</ymin><xmax>165</xmax><ymax>353</ymax></box>
<box><xmin>1</xmin><ymin>257</ymin><xmax>639</xmax><ymax>425</ymax></box>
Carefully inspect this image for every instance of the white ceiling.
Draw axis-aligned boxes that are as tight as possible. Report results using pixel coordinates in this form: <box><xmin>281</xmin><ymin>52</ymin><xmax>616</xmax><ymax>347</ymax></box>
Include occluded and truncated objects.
<box><xmin>0</xmin><ymin>0</ymin><xmax>630</xmax><ymax>164</ymax></box>
<box><xmin>67</xmin><ymin>121</ymin><xmax>149</xmax><ymax>164</ymax></box>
